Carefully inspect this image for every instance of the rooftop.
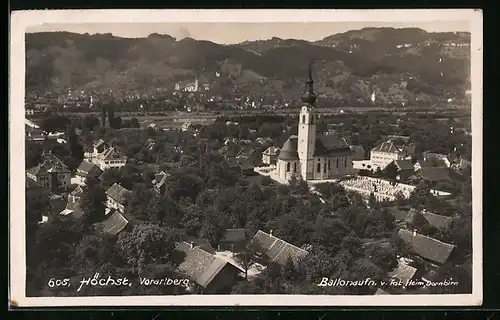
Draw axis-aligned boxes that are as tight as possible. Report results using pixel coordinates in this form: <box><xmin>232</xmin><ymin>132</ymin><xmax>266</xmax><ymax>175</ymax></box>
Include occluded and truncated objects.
<box><xmin>106</xmin><ymin>183</ymin><xmax>132</xmax><ymax>204</ymax></box>
<box><xmin>249</xmin><ymin>230</ymin><xmax>308</xmax><ymax>266</ymax></box>
<box><xmin>398</xmin><ymin>229</ymin><xmax>455</xmax><ymax>264</ymax></box>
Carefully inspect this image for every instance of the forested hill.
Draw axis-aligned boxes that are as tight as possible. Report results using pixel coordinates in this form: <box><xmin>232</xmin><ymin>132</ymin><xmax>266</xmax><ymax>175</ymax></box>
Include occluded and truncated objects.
<box><xmin>26</xmin><ymin>28</ymin><xmax>471</xmax><ymax>106</ymax></box>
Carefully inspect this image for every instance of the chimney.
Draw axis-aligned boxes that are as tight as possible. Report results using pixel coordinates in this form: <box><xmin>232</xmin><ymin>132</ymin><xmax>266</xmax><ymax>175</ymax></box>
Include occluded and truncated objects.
<box><xmin>413</xmin><ymin>229</ymin><xmax>417</xmax><ymax>237</ymax></box>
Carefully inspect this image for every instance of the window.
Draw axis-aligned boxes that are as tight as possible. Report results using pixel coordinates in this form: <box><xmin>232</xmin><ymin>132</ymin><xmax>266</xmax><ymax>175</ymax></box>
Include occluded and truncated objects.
<box><xmin>293</xmin><ymin>163</ymin><xmax>296</xmax><ymax>172</ymax></box>
<box><xmin>317</xmin><ymin>163</ymin><xmax>321</xmax><ymax>173</ymax></box>
<box><xmin>323</xmin><ymin>163</ymin><xmax>326</xmax><ymax>173</ymax></box>
<box><xmin>302</xmin><ymin>115</ymin><xmax>306</xmax><ymax>124</ymax></box>
<box><xmin>336</xmin><ymin>159</ymin><xmax>339</xmax><ymax>168</ymax></box>
<box><xmin>345</xmin><ymin>158</ymin><xmax>347</xmax><ymax>167</ymax></box>
<box><xmin>286</xmin><ymin>162</ymin><xmax>291</xmax><ymax>172</ymax></box>
<box><xmin>328</xmin><ymin>160</ymin><xmax>331</xmax><ymax>169</ymax></box>
<box><xmin>310</xmin><ymin>115</ymin><xmax>314</xmax><ymax>124</ymax></box>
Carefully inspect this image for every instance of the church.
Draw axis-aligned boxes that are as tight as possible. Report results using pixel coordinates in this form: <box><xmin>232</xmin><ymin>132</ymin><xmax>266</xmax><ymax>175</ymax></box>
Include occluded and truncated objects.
<box><xmin>274</xmin><ymin>63</ymin><xmax>354</xmax><ymax>182</ymax></box>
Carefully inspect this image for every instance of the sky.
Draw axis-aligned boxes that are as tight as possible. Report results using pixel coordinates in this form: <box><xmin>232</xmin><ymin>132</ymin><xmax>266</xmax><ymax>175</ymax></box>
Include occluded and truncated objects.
<box><xmin>27</xmin><ymin>21</ymin><xmax>470</xmax><ymax>44</ymax></box>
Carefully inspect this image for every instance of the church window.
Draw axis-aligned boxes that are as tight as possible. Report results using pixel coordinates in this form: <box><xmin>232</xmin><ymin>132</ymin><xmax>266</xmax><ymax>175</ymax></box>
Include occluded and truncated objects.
<box><xmin>293</xmin><ymin>163</ymin><xmax>296</xmax><ymax>172</ymax></box>
<box><xmin>310</xmin><ymin>115</ymin><xmax>314</xmax><ymax>124</ymax></box>
<box><xmin>317</xmin><ymin>163</ymin><xmax>321</xmax><ymax>173</ymax></box>
<box><xmin>323</xmin><ymin>163</ymin><xmax>326</xmax><ymax>173</ymax></box>
<box><xmin>286</xmin><ymin>162</ymin><xmax>291</xmax><ymax>172</ymax></box>
<box><xmin>336</xmin><ymin>159</ymin><xmax>339</xmax><ymax>168</ymax></box>
<box><xmin>328</xmin><ymin>160</ymin><xmax>331</xmax><ymax>169</ymax></box>
<box><xmin>302</xmin><ymin>115</ymin><xmax>306</xmax><ymax>124</ymax></box>
<box><xmin>345</xmin><ymin>158</ymin><xmax>347</xmax><ymax>167</ymax></box>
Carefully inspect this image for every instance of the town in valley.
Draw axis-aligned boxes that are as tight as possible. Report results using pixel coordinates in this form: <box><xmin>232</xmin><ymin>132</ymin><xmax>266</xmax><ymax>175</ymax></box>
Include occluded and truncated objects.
<box><xmin>24</xmin><ymin>25</ymin><xmax>473</xmax><ymax>296</ymax></box>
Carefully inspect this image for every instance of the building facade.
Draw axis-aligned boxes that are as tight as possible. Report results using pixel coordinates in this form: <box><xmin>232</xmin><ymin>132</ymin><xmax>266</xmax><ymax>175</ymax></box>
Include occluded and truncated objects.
<box><xmin>274</xmin><ymin>63</ymin><xmax>354</xmax><ymax>183</ymax></box>
<box><xmin>26</xmin><ymin>153</ymin><xmax>71</xmax><ymax>192</ymax></box>
<box><xmin>370</xmin><ymin>141</ymin><xmax>407</xmax><ymax>170</ymax></box>
<box><xmin>86</xmin><ymin>139</ymin><xmax>128</xmax><ymax>171</ymax></box>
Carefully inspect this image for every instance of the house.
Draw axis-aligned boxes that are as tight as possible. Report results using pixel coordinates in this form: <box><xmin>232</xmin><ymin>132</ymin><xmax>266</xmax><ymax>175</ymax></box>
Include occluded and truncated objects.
<box><xmin>350</xmin><ymin>145</ymin><xmax>366</xmax><ymax>161</ymax></box>
<box><xmin>181</xmin><ymin>122</ymin><xmax>193</xmax><ymax>132</ymax></box>
<box><xmin>70</xmin><ymin>185</ymin><xmax>86</xmax><ymax>200</ymax></box>
<box><xmin>173</xmin><ymin>241</ymin><xmax>241</xmax><ymax>293</ymax></box>
<box><xmin>248</xmin><ymin>230</ymin><xmax>309</xmax><ymax>266</ymax></box>
<box><xmin>414</xmin><ymin>159</ymin><xmax>448</xmax><ymax>171</ymax></box>
<box><xmin>217</xmin><ymin>228</ymin><xmax>247</xmax><ymax>251</ymax></box>
<box><xmin>415</xmin><ymin>167</ymin><xmax>451</xmax><ymax>183</ymax></box>
<box><xmin>95</xmin><ymin>210</ymin><xmax>129</xmax><ymax>236</ymax></box>
<box><xmin>392</xmin><ymin>160</ymin><xmax>415</xmax><ymax>181</ymax></box>
<box><xmin>370</xmin><ymin>141</ymin><xmax>407</xmax><ymax>170</ymax></box>
<box><xmin>86</xmin><ymin>139</ymin><xmax>127</xmax><ymax>171</ymax></box>
<box><xmin>398</xmin><ymin>229</ymin><xmax>455</xmax><ymax>266</ymax></box>
<box><xmin>152</xmin><ymin>171</ymin><xmax>169</xmax><ymax>195</ymax></box>
<box><xmin>74</xmin><ymin>161</ymin><xmax>103</xmax><ymax>185</ymax></box>
<box><xmin>26</xmin><ymin>153</ymin><xmax>71</xmax><ymax>192</ymax></box>
<box><xmin>262</xmin><ymin>146</ymin><xmax>280</xmax><ymax>165</ymax></box>
<box><xmin>59</xmin><ymin>197</ymin><xmax>85</xmax><ymax>220</ymax></box>
<box><xmin>105</xmin><ymin>183</ymin><xmax>132</xmax><ymax>213</ymax></box>
<box><xmin>422</xmin><ymin>152</ymin><xmax>451</xmax><ymax>168</ymax></box>
<box><xmin>389</xmin><ymin>208</ymin><xmax>453</xmax><ymax>230</ymax></box>
<box><xmin>387</xmin><ymin>259</ymin><xmax>418</xmax><ymax>288</ymax></box>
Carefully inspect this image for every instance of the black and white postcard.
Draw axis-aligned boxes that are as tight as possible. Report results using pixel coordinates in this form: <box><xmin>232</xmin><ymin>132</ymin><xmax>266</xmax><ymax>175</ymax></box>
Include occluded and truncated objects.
<box><xmin>9</xmin><ymin>9</ymin><xmax>483</xmax><ymax>307</ymax></box>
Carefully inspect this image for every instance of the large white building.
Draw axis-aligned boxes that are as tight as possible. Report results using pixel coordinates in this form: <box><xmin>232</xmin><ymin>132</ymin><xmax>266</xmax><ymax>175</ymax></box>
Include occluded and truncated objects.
<box><xmin>274</xmin><ymin>64</ymin><xmax>354</xmax><ymax>182</ymax></box>
<box><xmin>85</xmin><ymin>139</ymin><xmax>128</xmax><ymax>171</ymax></box>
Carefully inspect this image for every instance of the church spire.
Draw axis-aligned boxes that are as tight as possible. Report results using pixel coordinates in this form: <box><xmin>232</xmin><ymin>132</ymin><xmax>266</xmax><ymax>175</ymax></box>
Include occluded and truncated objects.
<box><xmin>301</xmin><ymin>60</ymin><xmax>317</xmax><ymax>105</ymax></box>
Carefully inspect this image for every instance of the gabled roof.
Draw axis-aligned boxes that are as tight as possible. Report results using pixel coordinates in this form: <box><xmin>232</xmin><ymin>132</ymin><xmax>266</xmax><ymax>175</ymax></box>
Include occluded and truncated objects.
<box><xmin>394</xmin><ymin>160</ymin><xmax>414</xmax><ymax>171</ymax></box>
<box><xmin>25</xmin><ymin>176</ymin><xmax>43</xmax><ymax>189</ymax></box>
<box><xmin>219</xmin><ymin>228</ymin><xmax>246</xmax><ymax>243</ymax></box>
<box><xmin>105</xmin><ymin>183</ymin><xmax>132</xmax><ymax>204</ymax></box>
<box><xmin>70</xmin><ymin>185</ymin><xmax>87</xmax><ymax>197</ymax></box>
<box><xmin>76</xmin><ymin>161</ymin><xmax>102</xmax><ymax>177</ymax></box>
<box><xmin>249</xmin><ymin>230</ymin><xmax>308</xmax><ymax>266</ymax></box>
<box><xmin>390</xmin><ymin>208</ymin><xmax>453</xmax><ymax>230</ymax></box>
<box><xmin>174</xmin><ymin>241</ymin><xmax>236</xmax><ymax>288</ymax></box>
<box><xmin>387</xmin><ymin>135</ymin><xmax>411</xmax><ymax>144</ymax></box>
<box><xmin>314</xmin><ymin>135</ymin><xmax>352</xmax><ymax>157</ymax></box>
<box><xmin>97</xmin><ymin>211</ymin><xmax>128</xmax><ymax>236</ymax></box>
<box><xmin>423</xmin><ymin>152</ymin><xmax>449</xmax><ymax>160</ymax></box>
<box><xmin>27</xmin><ymin>153</ymin><xmax>71</xmax><ymax>175</ymax></box>
<box><xmin>263</xmin><ymin>146</ymin><xmax>280</xmax><ymax>156</ymax></box>
<box><xmin>101</xmin><ymin>147</ymin><xmax>127</xmax><ymax>161</ymax></box>
<box><xmin>371</xmin><ymin>141</ymin><xmax>403</xmax><ymax>153</ymax></box>
<box><xmin>153</xmin><ymin>171</ymin><xmax>169</xmax><ymax>189</ymax></box>
<box><xmin>398</xmin><ymin>229</ymin><xmax>455</xmax><ymax>264</ymax></box>
<box><xmin>418</xmin><ymin>167</ymin><xmax>451</xmax><ymax>182</ymax></box>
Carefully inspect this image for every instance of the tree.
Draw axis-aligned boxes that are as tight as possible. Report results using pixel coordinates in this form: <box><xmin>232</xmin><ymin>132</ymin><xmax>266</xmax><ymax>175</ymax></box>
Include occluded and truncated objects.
<box><xmin>67</xmin><ymin>125</ymin><xmax>84</xmax><ymax>162</ymax></box>
<box><xmin>233</xmin><ymin>241</ymin><xmax>263</xmax><ymax>280</ymax></box>
<box><xmin>115</xmin><ymin>223</ymin><xmax>178</xmax><ymax>273</ymax></box>
<box><xmin>384</xmin><ymin>161</ymin><xmax>399</xmax><ymax>181</ymax></box>
<box><xmin>79</xmin><ymin>177</ymin><xmax>107</xmax><ymax>226</ymax></box>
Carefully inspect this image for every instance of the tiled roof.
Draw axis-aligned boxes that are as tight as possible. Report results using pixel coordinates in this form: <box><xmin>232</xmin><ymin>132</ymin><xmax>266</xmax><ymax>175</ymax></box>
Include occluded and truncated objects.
<box><xmin>27</xmin><ymin>153</ymin><xmax>71</xmax><ymax>175</ymax></box>
<box><xmin>371</xmin><ymin>141</ymin><xmax>402</xmax><ymax>153</ymax></box>
<box><xmin>314</xmin><ymin>135</ymin><xmax>352</xmax><ymax>157</ymax></box>
<box><xmin>70</xmin><ymin>185</ymin><xmax>87</xmax><ymax>196</ymax></box>
<box><xmin>263</xmin><ymin>146</ymin><xmax>280</xmax><ymax>156</ymax></box>
<box><xmin>398</xmin><ymin>229</ymin><xmax>455</xmax><ymax>264</ymax></box>
<box><xmin>101</xmin><ymin>147</ymin><xmax>127</xmax><ymax>161</ymax></box>
<box><xmin>106</xmin><ymin>183</ymin><xmax>132</xmax><ymax>204</ymax></box>
<box><xmin>174</xmin><ymin>241</ymin><xmax>233</xmax><ymax>288</ymax></box>
<box><xmin>98</xmin><ymin>211</ymin><xmax>128</xmax><ymax>236</ymax></box>
<box><xmin>25</xmin><ymin>176</ymin><xmax>43</xmax><ymax>189</ymax></box>
<box><xmin>249</xmin><ymin>230</ymin><xmax>308</xmax><ymax>266</ymax></box>
<box><xmin>76</xmin><ymin>161</ymin><xmax>102</xmax><ymax>177</ymax></box>
<box><xmin>219</xmin><ymin>228</ymin><xmax>246</xmax><ymax>243</ymax></box>
<box><xmin>391</xmin><ymin>208</ymin><xmax>452</xmax><ymax>230</ymax></box>
<box><xmin>388</xmin><ymin>261</ymin><xmax>417</xmax><ymax>284</ymax></box>
<box><xmin>418</xmin><ymin>167</ymin><xmax>451</xmax><ymax>182</ymax></box>
<box><xmin>394</xmin><ymin>160</ymin><xmax>414</xmax><ymax>171</ymax></box>
<box><xmin>387</xmin><ymin>135</ymin><xmax>411</xmax><ymax>144</ymax></box>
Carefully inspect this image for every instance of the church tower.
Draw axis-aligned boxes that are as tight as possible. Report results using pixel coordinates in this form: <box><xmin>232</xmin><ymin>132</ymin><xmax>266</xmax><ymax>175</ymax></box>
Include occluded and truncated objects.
<box><xmin>297</xmin><ymin>61</ymin><xmax>317</xmax><ymax>180</ymax></box>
